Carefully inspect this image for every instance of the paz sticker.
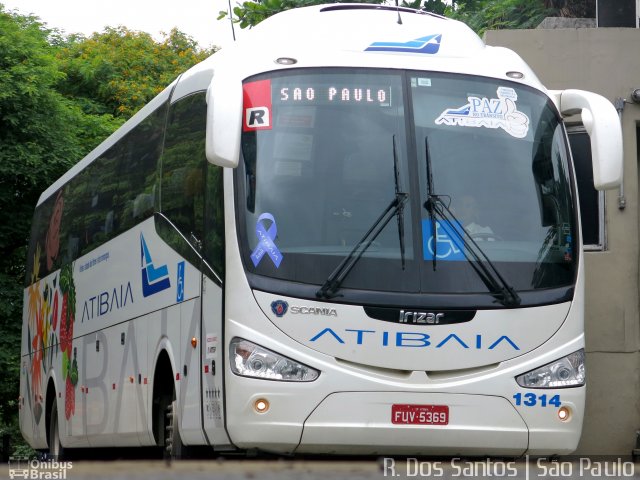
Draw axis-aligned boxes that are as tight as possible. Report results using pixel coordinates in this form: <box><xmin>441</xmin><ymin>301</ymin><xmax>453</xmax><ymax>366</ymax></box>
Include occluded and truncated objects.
<box><xmin>435</xmin><ymin>87</ymin><xmax>530</xmax><ymax>138</ymax></box>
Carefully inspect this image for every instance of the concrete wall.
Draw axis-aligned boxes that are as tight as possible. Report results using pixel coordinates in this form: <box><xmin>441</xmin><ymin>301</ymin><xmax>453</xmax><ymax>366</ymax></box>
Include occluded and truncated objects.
<box><xmin>485</xmin><ymin>28</ymin><xmax>640</xmax><ymax>455</ymax></box>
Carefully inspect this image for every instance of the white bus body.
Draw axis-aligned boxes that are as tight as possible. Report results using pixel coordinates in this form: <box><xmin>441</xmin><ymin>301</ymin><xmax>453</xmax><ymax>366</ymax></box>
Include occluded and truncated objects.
<box><xmin>20</xmin><ymin>5</ymin><xmax>622</xmax><ymax>457</ymax></box>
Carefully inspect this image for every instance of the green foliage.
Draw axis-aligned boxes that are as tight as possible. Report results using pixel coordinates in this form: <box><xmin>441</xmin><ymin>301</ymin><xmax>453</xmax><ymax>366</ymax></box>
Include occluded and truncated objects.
<box><xmin>56</xmin><ymin>27</ymin><xmax>215</xmax><ymax>118</ymax></box>
<box><xmin>545</xmin><ymin>0</ymin><xmax>595</xmax><ymax>18</ymax></box>
<box><xmin>400</xmin><ymin>0</ymin><xmax>450</xmax><ymax>15</ymax></box>
<box><xmin>450</xmin><ymin>0</ymin><xmax>553</xmax><ymax>35</ymax></box>
<box><xmin>0</xmin><ymin>4</ymin><xmax>77</xmax><ymax>454</ymax></box>
<box><xmin>219</xmin><ymin>0</ymin><xmax>384</xmax><ymax>29</ymax></box>
<box><xmin>0</xmin><ymin>3</ymin><xmax>212</xmax><ymax>455</ymax></box>
<box><xmin>220</xmin><ymin>0</ymin><xmax>555</xmax><ymax>35</ymax></box>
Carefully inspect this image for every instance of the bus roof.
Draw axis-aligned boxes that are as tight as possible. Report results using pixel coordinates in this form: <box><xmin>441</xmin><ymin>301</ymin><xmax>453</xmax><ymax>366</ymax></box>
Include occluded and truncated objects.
<box><xmin>210</xmin><ymin>4</ymin><xmax>543</xmax><ymax>90</ymax></box>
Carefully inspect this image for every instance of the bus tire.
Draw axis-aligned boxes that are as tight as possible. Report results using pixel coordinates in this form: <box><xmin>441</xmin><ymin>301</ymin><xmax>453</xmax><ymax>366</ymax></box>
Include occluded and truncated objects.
<box><xmin>164</xmin><ymin>400</ymin><xmax>184</xmax><ymax>460</ymax></box>
<box><xmin>48</xmin><ymin>400</ymin><xmax>64</xmax><ymax>460</ymax></box>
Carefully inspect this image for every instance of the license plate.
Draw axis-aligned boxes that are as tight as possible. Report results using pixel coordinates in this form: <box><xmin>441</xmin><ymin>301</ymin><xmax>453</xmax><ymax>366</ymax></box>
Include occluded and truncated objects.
<box><xmin>391</xmin><ymin>404</ymin><xmax>449</xmax><ymax>425</ymax></box>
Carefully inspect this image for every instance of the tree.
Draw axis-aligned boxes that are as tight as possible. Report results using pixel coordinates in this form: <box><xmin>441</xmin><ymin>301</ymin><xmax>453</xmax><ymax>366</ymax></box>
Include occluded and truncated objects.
<box><xmin>544</xmin><ymin>0</ymin><xmax>595</xmax><ymax>18</ymax></box>
<box><xmin>397</xmin><ymin>0</ymin><xmax>450</xmax><ymax>15</ymax></box>
<box><xmin>0</xmin><ymin>5</ymin><xmax>102</xmax><ymax>451</ymax></box>
<box><xmin>222</xmin><ymin>0</ymin><xmax>595</xmax><ymax>35</ymax></box>
<box><xmin>0</xmin><ymin>4</ymin><xmax>213</xmax><ymax>454</ymax></box>
<box><xmin>55</xmin><ymin>27</ymin><xmax>215</xmax><ymax>118</ymax></box>
<box><xmin>219</xmin><ymin>0</ymin><xmax>384</xmax><ymax>30</ymax></box>
<box><xmin>449</xmin><ymin>0</ymin><xmax>596</xmax><ymax>34</ymax></box>
<box><xmin>450</xmin><ymin>0</ymin><xmax>554</xmax><ymax>35</ymax></box>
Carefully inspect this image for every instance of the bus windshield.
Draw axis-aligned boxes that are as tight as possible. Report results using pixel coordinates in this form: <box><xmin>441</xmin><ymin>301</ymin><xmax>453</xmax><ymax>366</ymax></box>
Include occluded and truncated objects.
<box><xmin>237</xmin><ymin>69</ymin><xmax>576</xmax><ymax>306</ymax></box>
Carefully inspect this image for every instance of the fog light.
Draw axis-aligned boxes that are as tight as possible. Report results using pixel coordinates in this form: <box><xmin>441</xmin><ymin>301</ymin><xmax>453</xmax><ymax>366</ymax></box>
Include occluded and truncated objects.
<box><xmin>558</xmin><ymin>406</ymin><xmax>571</xmax><ymax>422</ymax></box>
<box><xmin>254</xmin><ymin>398</ymin><xmax>270</xmax><ymax>413</ymax></box>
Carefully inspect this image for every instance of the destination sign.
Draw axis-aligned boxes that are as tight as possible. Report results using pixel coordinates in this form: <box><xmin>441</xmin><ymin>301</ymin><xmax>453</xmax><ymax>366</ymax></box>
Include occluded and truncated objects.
<box><xmin>274</xmin><ymin>84</ymin><xmax>392</xmax><ymax>107</ymax></box>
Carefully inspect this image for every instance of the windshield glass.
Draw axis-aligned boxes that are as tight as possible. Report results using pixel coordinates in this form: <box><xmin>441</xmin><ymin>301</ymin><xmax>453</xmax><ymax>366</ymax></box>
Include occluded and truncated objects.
<box><xmin>236</xmin><ymin>69</ymin><xmax>576</xmax><ymax>306</ymax></box>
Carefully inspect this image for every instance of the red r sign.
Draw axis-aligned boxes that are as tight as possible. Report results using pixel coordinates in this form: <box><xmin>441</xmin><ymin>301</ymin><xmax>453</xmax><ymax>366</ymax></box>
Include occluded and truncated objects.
<box><xmin>243</xmin><ymin>79</ymin><xmax>272</xmax><ymax>131</ymax></box>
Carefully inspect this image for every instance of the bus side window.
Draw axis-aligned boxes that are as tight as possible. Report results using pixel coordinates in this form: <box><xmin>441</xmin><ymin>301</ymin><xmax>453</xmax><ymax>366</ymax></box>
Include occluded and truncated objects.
<box><xmin>568</xmin><ymin>127</ymin><xmax>603</xmax><ymax>250</ymax></box>
<box><xmin>25</xmin><ymin>200</ymin><xmax>53</xmax><ymax>285</ymax></box>
<box><xmin>159</xmin><ymin>92</ymin><xmax>208</xmax><ymax>268</ymax></box>
<box><xmin>204</xmin><ymin>163</ymin><xmax>224</xmax><ymax>279</ymax></box>
<box><xmin>119</xmin><ymin>103</ymin><xmax>167</xmax><ymax>231</ymax></box>
<box><xmin>62</xmin><ymin>169</ymin><xmax>89</xmax><ymax>263</ymax></box>
<box><xmin>81</xmin><ymin>147</ymin><xmax>120</xmax><ymax>256</ymax></box>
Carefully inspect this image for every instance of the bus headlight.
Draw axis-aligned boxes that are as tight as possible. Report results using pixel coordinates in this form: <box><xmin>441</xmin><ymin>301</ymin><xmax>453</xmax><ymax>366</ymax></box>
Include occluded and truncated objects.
<box><xmin>516</xmin><ymin>349</ymin><xmax>585</xmax><ymax>388</ymax></box>
<box><xmin>230</xmin><ymin>338</ymin><xmax>319</xmax><ymax>382</ymax></box>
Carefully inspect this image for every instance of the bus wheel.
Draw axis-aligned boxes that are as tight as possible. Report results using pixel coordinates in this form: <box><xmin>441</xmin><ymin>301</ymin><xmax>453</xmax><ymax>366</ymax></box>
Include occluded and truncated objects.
<box><xmin>48</xmin><ymin>400</ymin><xmax>64</xmax><ymax>460</ymax></box>
<box><xmin>164</xmin><ymin>400</ymin><xmax>184</xmax><ymax>460</ymax></box>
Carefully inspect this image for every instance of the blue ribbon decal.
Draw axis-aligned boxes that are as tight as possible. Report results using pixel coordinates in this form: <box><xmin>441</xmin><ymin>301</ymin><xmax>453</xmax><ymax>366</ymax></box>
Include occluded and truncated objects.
<box><xmin>250</xmin><ymin>213</ymin><xmax>283</xmax><ymax>268</ymax></box>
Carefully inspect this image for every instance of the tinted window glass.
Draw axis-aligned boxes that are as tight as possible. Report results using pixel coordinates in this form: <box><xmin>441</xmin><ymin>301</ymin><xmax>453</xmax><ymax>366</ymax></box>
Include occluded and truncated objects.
<box><xmin>25</xmin><ymin>199</ymin><xmax>53</xmax><ymax>285</ymax></box>
<box><xmin>412</xmin><ymin>74</ymin><xmax>575</xmax><ymax>291</ymax></box>
<box><xmin>158</xmin><ymin>92</ymin><xmax>226</xmax><ymax>277</ymax></box>
<box><xmin>238</xmin><ymin>70</ymin><xmax>417</xmax><ymax>293</ymax></box>
<box><xmin>119</xmin><ymin>104</ymin><xmax>167</xmax><ymax>231</ymax></box>
<box><xmin>236</xmin><ymin>69</ymin><xmax>577</xmax><ymax>306</ymax></box>
<box><xmin>161</xmin><ymin>93</ymin><xmax>207</xmax><ymax>239</ymax></box>
<box><xmin>568</xmin><ymin>129</ymin><xmax>601</xmax><ymax>247</ymax></box>
<box><xmin>25</xmin><ymin>102</ymin><xmax>167</xmax><ymax>286</ymax></box>
<box><xmin>204</xmin><ymin>164</ymin><xmax>225</xmax><ymax>279</ymax></box>
<box><xmin>80</xmin><ymin>145</ymin><xmax>121</xmax><ymax>256</ymax></box>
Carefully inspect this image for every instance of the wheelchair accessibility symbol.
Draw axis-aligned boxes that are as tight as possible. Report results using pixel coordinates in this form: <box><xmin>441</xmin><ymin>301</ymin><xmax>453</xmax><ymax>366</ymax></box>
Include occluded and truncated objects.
<box><xmin>422</xmin><ymin>219</ymin><xmax>466</xmax><ymax>261</ymax></box>
<box><xmin>176</xmin><ymin>261</ymin><xmax>185</xmax><ymax>302</ymax></box>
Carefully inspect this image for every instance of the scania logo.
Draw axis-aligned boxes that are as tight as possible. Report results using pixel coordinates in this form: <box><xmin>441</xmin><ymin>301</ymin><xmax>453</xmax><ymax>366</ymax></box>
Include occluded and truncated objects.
<box><xmin>271</xmin><ymin>300</ymin><xmax>288</xmax><ymax>317</ymax></box>
<box><xmin>399</xmin><ymin>310</ymin><xmax>444</xmax><ymax>324</ymax></box>
<box><xmin>291</xmin><ymin>306</ymin><xmax>338</xmax><ymax>317</ymax></box>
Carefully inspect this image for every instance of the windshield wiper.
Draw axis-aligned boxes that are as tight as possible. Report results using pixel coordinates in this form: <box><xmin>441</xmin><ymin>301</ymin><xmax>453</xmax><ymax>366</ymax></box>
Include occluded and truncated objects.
<box><xmin>423</xmin><ymin>137</ymin><xmax>438</xmax><ymax>271</ymax></box>
<box><xmin>422</xmin><ymin>137</ymin><xmax>520</xmax><ymax>307</ymax></box>
<box><xmin>316</xmin><ymin>136</ymin><xmax>408</xmax><ymax>299</ymax></box>
<box><xmin>393</xmin><ymin>135</ymin><xmax>407</xmax><ymax>270</ymax></box>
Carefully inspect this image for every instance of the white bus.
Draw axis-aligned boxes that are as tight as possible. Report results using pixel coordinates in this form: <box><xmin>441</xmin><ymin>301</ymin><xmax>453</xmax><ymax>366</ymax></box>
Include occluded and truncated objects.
<box><xmin>20</xmin><ymin>4</ymin><xmax>623</xmax><ymax>458</ymax></box>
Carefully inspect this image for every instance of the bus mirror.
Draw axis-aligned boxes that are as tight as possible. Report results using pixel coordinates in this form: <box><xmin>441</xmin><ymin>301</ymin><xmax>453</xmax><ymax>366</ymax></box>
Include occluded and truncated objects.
<box><xmin>206</xmin><ymin>72</ymin><xmax>242</xmax><ymax>168</ymax></box>
<box><xmin>557</xmin><ymin>89</ymin><xmax>622</xmax><ymax>190</ymax></box>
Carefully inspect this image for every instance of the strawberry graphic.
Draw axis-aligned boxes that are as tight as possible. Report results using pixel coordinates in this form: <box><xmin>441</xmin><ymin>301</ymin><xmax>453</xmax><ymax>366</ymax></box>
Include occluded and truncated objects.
<box><xmin>59</xmin><ymin>263</ymin><xmax>77</xmax><ymax>419</ymax></box>
<box><xmin>59</xmin><ymin>293</ymin><xmax>71</xmax><ymax>355</ymax></box>
<box><xmin>65</xmin><ymin>376</ymin><xmax>74</xmax><ymax>419</ymax></box>
<box><xmin>51</xmin><ymin>290</ymin><xmax>59</xmax><ymax>333</ymax></box>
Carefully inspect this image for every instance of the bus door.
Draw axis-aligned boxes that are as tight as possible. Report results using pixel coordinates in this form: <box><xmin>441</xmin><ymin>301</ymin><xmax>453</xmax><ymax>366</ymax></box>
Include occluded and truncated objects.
<box><xmin>177</xmin><ymin>277</ymin><xmax>205</xmax><ymax>445</ymax></box>
<box><xmin>200</xmin><ymin>271</ymin><xmax>232</xmax><ymax>449</ymax></box>
<box><xmin>199</xmin><ymin>161</ymin><xmax>231</xmax><ymax>449</ymax></box>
